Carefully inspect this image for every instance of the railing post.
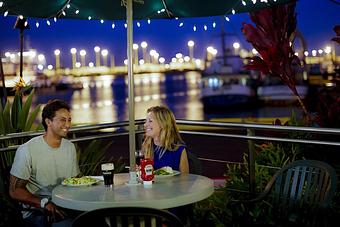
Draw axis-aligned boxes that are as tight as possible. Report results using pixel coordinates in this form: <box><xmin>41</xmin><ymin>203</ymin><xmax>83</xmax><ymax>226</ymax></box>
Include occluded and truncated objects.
<box><xmin>247</xmin><ymin>128</ymin><xmax>256</xmax><ymax>196</ymax></box>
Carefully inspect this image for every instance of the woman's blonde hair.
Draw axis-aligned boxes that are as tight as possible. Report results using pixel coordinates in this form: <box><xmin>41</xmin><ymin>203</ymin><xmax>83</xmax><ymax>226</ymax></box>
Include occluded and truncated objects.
<box><xmin>142</xmin><ymin>105</ymin><xmax>184</xmax><ymax>158</ymax></box>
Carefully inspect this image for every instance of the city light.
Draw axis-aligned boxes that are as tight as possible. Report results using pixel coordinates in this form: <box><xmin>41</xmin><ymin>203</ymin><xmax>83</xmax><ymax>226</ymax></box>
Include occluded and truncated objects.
<box><xmin>54</xmin><ymin>49</ymin><xmax>61</xmax><ymax>69</ymax></box>
<box><xmin>70</xmin><ymin>48</ymin><xmax>77</xmax><ymax>69</ymax></box>
<box><xmin>94</xmin><ymin>46</ymin><xmax>101</xmax><ymax>67</ymax></box>
<box><xmin>187</xmin><ymin>40</ymin><xmax>195</xmax><ymax>61</ymax></box>
<box><xmin>233</xmin><ymin>42</ymin><xmax>240</xmax><ymax>55</ymax></box>
<box><xmin>80</xmin><ymin>49</ymin><xmax>86</xmax><ymax>67</ymax></box>
<box><xmin>101</xmin><ymin>49</ymin><xmax>108</xmax><ymax>66</ymax></box>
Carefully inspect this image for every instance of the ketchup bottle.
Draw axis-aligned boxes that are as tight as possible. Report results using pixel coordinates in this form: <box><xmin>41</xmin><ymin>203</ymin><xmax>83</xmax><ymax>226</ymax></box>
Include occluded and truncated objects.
<box><xmin>140</xmin><ymin>158</ymin><xmax>154</xmax><ymax>182</ymax></box>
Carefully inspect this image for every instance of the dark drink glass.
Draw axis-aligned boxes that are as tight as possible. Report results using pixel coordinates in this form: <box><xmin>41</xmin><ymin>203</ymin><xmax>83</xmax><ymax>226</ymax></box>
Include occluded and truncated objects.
<box><xmin>101</xmin><ymin>163</ymin><xmax>114</xmax><ymax>187</ymax></box>
<box><xmin>136</xmin><ymin>150</ymin><xmax>144</xmax><ymax>166</ymax></box>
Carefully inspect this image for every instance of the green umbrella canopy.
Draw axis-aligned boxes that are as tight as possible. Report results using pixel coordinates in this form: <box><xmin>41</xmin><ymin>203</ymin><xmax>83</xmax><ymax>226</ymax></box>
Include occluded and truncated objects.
<box><xmin>0</xmin><ymin>0</ymin><xmax>293</xmax><ymax>20</ymax></box>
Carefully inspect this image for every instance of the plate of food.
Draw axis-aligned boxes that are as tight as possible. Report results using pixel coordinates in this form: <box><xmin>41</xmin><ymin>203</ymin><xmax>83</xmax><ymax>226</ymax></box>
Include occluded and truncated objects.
<box><xmin>62</xmin><ymin>176</ymin><xmax>101</xmax><ymax>186</ymax></box>
<box><xmin>154</xmin><ymin>166</ymin><xmax>180</xmax><ymax>178</ymax></box>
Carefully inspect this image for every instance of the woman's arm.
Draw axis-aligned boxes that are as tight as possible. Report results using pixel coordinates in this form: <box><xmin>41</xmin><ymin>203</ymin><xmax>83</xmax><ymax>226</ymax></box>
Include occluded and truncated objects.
<box><xmin>179</xmin><ymin>149</ymin><xmax>189</xmax><ymax>174</ymax></box>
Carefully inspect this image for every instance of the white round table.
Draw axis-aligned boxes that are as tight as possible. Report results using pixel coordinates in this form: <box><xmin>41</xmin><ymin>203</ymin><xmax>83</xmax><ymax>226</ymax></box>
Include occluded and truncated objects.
<box><xmin>52</xmin><ymin>173</ymin><xmax>214</xmax><ymax>211</ymax></box>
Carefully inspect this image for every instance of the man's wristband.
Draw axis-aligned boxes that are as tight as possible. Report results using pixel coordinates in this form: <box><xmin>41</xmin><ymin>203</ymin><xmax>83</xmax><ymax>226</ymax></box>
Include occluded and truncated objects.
<box><xmin>40</xmin><ymin>197</ymin><xmax>50</xmax><ymax>208</ymax></box>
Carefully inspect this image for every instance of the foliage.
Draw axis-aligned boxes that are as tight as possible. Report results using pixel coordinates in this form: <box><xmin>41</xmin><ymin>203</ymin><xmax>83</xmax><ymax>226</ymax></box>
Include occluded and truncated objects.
<box><xmin>76</xmin><ymin>140</ymin><xmax>125</xmax><ymax>176</ymax></box>
<box><xmin>241</xmin><ymin>2</ymin><xmax>308</xmax><ymax>115</ymax></box>
<box><xmin>193</xmin><ymin>113</ymin><xmax>310</xmax><ymax>226</ymax></box>
<box><xmin>0</xmin><ymin>88</ymin><xmax>41</xmax><ymax>172</ymax></box>
<box><xmin>0</xmin><ymin>88</ymin><xmax>41</xmax><ymax>135</ymax></box>
<box><xmin>331</xmin><ymin>25</ymin><xmax>340</xmax><ymax>45</ymax></box>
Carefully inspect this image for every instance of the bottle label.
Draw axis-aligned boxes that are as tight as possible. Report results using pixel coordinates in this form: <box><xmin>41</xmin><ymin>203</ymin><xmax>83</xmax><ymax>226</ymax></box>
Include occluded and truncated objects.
<box><xmin>145</xmin><ymin>164</ymin><xmax>153</xmax><ymax>176</ymax></box>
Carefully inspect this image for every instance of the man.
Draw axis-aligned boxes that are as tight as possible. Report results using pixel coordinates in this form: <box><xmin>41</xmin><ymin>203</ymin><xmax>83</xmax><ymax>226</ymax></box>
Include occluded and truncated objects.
<box><xmin>9</xmin><ymin>99</ymin><xmax>80</xmax><ymax>227</ymax></box>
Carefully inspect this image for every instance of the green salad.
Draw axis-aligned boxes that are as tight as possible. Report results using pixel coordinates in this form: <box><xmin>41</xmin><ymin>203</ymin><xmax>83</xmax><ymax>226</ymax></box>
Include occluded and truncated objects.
<box><xmin>154</xmin><ymin>169</ymin><xmax>171</xmax><ymax>175</ymax></box>
<box><xmin>62</xmin><ymin>176</ymin><xmax>98</xmax><ymax>185</ymax></box>
<box><xmin>154</xmin><ymin>166</ymin><xmax>174</xmax><ymax>175</ymax></box>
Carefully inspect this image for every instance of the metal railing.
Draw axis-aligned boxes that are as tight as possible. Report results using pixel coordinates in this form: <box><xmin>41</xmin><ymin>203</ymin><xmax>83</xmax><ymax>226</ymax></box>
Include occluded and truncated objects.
<box><xmin>1</xmin><ymin>119</ymin><xmax>340</xmax><ymax>193</ymax></box>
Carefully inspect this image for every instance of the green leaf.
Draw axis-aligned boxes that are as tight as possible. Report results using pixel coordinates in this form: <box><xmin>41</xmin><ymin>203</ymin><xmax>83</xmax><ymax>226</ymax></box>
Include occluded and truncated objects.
<box><xmin>3</xmin><ymin>100</ymin><xmax>13</xmax><ymax>133</ymax></box>
<box><xmin>77</xmin><ymin>140</ymin><xmax>114</xmax><ymax>176</ymax></box>
<box><xmin>0</xmin><ymin>102</ymin><xmax>4</xmax><ymax>135</ymax></box>
<box><xmin>11</xmin><ymin>94</ymin><xmax>22</xmax><ymax>130</ymax></box>
<box><xmin>19</xmin><ymin>89</ymin><xmax>35</xmax><ymax>130</ymax></box>
<box><xmin>24</xmin><ymin>104</ymin><xmax>41</xmax><ymax>131</ymax></box>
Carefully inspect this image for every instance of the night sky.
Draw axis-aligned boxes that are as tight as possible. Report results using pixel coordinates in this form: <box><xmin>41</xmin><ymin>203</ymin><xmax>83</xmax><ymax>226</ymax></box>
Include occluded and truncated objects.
<box><xmin>0</xmin><ymin>0</ymin><xmax>339</xmax><ymax>68</ymax></box>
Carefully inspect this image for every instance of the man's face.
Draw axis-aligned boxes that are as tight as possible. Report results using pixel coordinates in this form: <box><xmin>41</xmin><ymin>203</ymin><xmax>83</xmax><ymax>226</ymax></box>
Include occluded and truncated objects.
<box><xmin>46</xmin><ymin>108</ymin><xmax>72</xmax><ymax>138</ymax></box>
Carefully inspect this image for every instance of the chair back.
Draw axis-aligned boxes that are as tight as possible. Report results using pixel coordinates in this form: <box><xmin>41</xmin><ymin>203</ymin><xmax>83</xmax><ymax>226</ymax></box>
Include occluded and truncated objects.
<box><xmin>72</xmin><ymin>207</ymin><xmax>184</xmax><ymax>227</ymax></box>
<box><xmin>265</xmin><ymin>160</ymin><xmax>337</xmax><ymax>225</ymax></box>
<box><xmin>187</xmin><ymin>152</ymin><xmax>202</xmax><ymax>175</ymax></box>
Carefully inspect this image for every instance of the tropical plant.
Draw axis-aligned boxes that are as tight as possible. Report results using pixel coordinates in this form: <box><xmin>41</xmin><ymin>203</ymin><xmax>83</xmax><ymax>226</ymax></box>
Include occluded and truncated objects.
<box><xmin>331</xmin><ymin>25</ymin><xmax>340</xmax><ymax>45</ymax></box>
<box><xmin>76</xmin><ymin>140</ymin><xmax>125</xmax><ymax>176</ymax></box>
<box><xmin>193</xmin><ymin>113</ymin><xmax>309</xmax><ymax>226</ymax></box>
<box><xmin>0</xmin><ymin>88</ymin><xmax>41</xmax><ymax>171</ymax></box>
<box><xmin>241</xmin><ymin>2</ymin><xmax>308</xmax><ymax>116</ymax></box>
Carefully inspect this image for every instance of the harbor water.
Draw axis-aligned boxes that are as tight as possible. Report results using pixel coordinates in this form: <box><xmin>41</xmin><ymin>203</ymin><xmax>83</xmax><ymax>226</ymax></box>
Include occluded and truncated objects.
<box><xmin>32</xmin><ymin>71</ymin><xmax>303</xmax><ymax>125</ymax></box>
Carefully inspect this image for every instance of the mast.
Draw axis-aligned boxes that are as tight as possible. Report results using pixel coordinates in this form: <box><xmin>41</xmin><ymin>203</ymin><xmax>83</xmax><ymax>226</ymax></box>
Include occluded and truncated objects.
<box><xmin>220</xmin><ymin>16</ymin><xmax>227</xmax><ymax>66</ymax></box>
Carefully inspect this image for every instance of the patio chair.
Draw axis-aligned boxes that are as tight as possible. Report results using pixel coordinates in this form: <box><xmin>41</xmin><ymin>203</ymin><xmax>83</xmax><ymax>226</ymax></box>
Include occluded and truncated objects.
<box><xmin>72</xmin><ymin>207</ymin><xmax>185</xmax><ymax>227</ymax></box>
<box><xmin>187</xmin><ymin>151</ymin><xmax>202</xmax><ymax>175</ymax></box>
<box><xmin>0</xmin><ymin>167</ymin><xmax>51</xmax><ymax>227</ymax></box>
<box><xmin>243</xmin><ymin>159</ymin><xmax>337</xmax><ymax>226</ymax></box>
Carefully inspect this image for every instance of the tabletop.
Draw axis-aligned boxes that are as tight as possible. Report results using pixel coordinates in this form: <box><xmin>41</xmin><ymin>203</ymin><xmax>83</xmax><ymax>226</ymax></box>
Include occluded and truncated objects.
<box><xmin>52</xmin><ymin>173</ymin><xmax>214</xmax><ymax>211</ymax></box>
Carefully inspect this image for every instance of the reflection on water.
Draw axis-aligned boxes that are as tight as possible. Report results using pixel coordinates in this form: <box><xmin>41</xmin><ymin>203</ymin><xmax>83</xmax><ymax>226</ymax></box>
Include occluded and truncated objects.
<box><xmin>32</xmin><ymin>71</ymin><xmax>302</xmax><ymax>125</ymax></box>
<box><xmin>33</xmin><ymin>72</ymin><xmax>203</xmax><ymax>125</ymax></box>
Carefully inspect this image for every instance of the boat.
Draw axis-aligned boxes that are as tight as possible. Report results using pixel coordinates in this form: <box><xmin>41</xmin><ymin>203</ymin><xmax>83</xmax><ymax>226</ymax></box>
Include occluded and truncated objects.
<box><xmin>200</xmin><ymin>23</ymin><xmax>257</xmax><ymax>111</ymax></box>
<box><xmin>54</xmin><ymin>75</ymin><xmax>83</xmax><ymax>91</ymax></box>
<box><xmin>200</xmin><ymin>71</ymin><xmax>256</xmax><ymax>111</ymax></box>
<box><xmin>257</xmin><ymin>76</ymin><xmax>308</xmax><ymax>105</ymax></box>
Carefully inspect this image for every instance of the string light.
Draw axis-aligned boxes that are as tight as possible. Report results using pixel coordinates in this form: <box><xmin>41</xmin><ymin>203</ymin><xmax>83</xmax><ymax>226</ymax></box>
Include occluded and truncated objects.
<box><xmin>0</xmin><ymin>3</ymin><xmax>244</xmax><ymax>33</ymax></box>
<box><xmin>24</xmin><ymin>21</ymin><xmax>28</xmax><ymax>27</ymax></box>
<box><xmin>19</xmin><ymin>15</ymin><xmax>23</xmax><ymax>19</ymax></box>
<box><xmin>252</xmin><ymin>0</ymin><xmax>257</xmax><ymax>4</ymax></box>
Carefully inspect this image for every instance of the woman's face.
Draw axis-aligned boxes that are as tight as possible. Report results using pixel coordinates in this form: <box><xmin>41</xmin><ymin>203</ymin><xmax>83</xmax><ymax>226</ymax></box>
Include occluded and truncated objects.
<box><xmin>144</xmin><ymin>111</ymin><xmax>162</xmax><ymax>139</ymax></box>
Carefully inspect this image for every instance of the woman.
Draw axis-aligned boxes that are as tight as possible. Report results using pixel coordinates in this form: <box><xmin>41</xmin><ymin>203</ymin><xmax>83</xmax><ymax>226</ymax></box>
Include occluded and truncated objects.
<box><xmin>142</xmin><ymin>105</ymin><xmax>189</xmax><ymax>174</ymax></box>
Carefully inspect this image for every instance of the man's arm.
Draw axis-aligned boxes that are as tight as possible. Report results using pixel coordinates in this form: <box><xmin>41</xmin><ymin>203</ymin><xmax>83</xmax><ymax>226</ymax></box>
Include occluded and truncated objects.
<box><xmin>9</xmin><ymin>174</ymin><xmax>66</xmax><ymax>220</ymax></box>
<box><xmin>9</xmin><ymin>174</ymin><xmax>40</xmax><ymax>208</ymax></box>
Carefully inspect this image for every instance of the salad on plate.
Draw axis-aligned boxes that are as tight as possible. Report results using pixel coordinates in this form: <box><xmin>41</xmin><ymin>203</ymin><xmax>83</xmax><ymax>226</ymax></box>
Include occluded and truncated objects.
<box><xmin>154</xmin><ymin>166</ymin><xmax>180</xmax><ymax>177</ymax></box>
<box><xmin>62</xmin><ymin>176</ymin><xmax>100</xmax><ymax>186</ymax></box>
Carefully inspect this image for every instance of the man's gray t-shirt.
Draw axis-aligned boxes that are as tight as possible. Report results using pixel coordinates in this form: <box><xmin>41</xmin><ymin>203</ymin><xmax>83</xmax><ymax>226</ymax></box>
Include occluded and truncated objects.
<box><xmin>10</xmin><ymin>135</ymin><xmax>79</xmax><ymax>197</ymax></box>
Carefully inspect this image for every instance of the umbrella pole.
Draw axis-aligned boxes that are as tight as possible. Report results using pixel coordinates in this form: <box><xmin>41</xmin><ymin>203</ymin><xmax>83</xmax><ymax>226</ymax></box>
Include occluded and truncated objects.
<box><xmin>127</xmin><ymin>0</ymin><xmax>138</xmax><ymax>184</ymax></box>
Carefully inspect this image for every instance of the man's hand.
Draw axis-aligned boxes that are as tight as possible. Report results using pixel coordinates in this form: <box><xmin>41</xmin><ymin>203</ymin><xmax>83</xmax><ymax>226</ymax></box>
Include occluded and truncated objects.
<box><xmin>44</xmin><ymin>202</ymin><xmax>67</xmax><ymax>223</ymax></box>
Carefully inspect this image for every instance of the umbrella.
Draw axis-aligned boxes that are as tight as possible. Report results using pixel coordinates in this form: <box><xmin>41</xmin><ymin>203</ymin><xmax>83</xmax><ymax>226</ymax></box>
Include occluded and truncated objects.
<box><xmin>0</xmin><ymin>0</ymin><xmax>293</xmax><ymax>183</ymax></box>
